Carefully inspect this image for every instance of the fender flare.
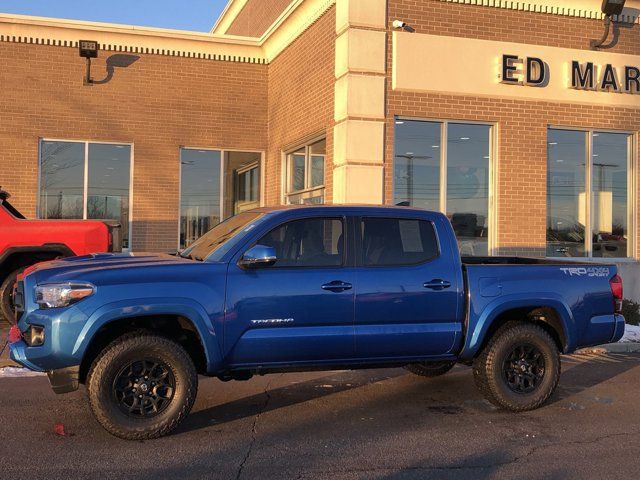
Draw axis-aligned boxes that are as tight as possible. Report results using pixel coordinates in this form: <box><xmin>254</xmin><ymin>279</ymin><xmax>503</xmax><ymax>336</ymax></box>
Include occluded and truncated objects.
<box><xmin>460</xmin><ymin>293</ymin><xmax>577</xmax><ymax>360</ymax></box>
<box><xmin>0</xmin><ymin>244</ymin><xmax>75</xmax><ymax>275</ymax></box>
<box><xmin>72</xmin><ymin>297</ymin><xmax>223</xmax><ymax>372</ymax></box>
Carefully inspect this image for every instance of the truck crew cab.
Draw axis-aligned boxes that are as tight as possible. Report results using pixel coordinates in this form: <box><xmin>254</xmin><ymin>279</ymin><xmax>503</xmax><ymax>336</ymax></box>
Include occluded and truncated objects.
<box><xmin>0</xmin><ymin>188</ymin><xmax>121</xmax><ymax>324</ymax></box>
<box><xmin>9</xmin><ymin>205</ymin><xmax>625</xmax><ymax>440</ymax></box>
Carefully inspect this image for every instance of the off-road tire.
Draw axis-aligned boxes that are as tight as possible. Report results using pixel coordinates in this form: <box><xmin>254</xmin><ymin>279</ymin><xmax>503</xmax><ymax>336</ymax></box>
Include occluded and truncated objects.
<box><xmin>473</xmin><ymin>322</ymin><xmax>560</xmax><ymax>411</ymax></box>
<box><xmin>87</xmin><ymin>332</ymin><xmax>198</xmax><ymax>440</ymax></box>
<box><xmin>0</xmin><ymin>268</ymin><xmax>22</xmax><ymax>325</ymax></box>
<box><xmin>404</xmin><ymin>361</ymin><xmax>456</xmax><ymax>377</ymax></box>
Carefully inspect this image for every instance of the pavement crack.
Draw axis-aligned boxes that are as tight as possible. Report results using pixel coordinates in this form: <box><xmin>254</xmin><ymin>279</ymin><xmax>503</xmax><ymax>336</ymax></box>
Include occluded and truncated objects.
<box><xmin>234</xmin><ymin>375</ymin><xmax>279</xmax><ymax>480</ymax></box>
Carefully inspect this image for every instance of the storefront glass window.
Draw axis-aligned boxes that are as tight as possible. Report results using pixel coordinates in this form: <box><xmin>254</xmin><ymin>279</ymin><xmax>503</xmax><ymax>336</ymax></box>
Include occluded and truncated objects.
<box><xmin>394</xmin><ymin>119</ymin><xmax>492</xmax><ymax>256</ymax></box>
<box><xmin>393</xmin><ymin>120</ymin><xmax>440</xmax><ymax>212</ymax></box>
<box><xmin>592</xmin><ymin>132</ymin><xmax>629</xmax><ymax>258</ymax></box>
<box><xmin>285</xmin><ymin>138</ymin><xmax>326</xmax><ymax>205</ymax></box>
<box><xmin>39</xmin><ymin>140</ymin><xmax>132</xmax><ymax>249</ymax></box>
<box><xmin>546</xmin><ymin>129</ymin><xmax>587</xmax><ymax>257</ymax></box>
<box><xmin>39</xmin><ymin>141</ymin><xmax>85</xmax><ymax>219</ymax></box>
<box><xmin>447</xmin><ymin>124</ymin><xmax>490</xmax><ymax>256</ymax></box>
<box><xmin>547</xmin><ymin>128</ymin><xmax>632</xmax><ymax>258</ymax></box>
<box><xmin>87</xmin><ymin>144</ymin><xmax>131</xmax><ymax>248</ymax></box>
<box><xmin>180</xmin><ymin>149</ymin><xmax>221</xmax><ymax>249</ymax></box>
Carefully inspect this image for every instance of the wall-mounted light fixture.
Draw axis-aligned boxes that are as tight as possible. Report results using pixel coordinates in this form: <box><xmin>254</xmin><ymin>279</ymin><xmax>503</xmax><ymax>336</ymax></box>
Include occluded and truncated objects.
<box><xmin>591</xmin><ymin>0</ymin><xmax>626</xmax><ymax>49</ymax></box>
<box><xmin>601</xmin><ymin>0</ymin><xmax>626</xmax><ymax>16</ymax></box>
<box><xmin>78</xmin><ymin>40</ymin><xmax>99</xmax><ymax>85</ymax></box>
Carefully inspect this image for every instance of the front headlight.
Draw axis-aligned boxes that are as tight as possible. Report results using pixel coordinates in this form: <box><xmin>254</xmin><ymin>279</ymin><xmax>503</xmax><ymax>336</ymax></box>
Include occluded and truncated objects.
<box><xmin>34</xmin><ymin>283</ymin><xmax>95</xmax><ymax>309</ymax></box>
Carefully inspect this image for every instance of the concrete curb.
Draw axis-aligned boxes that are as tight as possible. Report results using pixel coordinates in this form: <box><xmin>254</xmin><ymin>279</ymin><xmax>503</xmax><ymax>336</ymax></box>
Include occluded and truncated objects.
<box><xmin>600</xmin><ymin>342</ymin><xmax>640</xmax><ymax>353</ymax></box>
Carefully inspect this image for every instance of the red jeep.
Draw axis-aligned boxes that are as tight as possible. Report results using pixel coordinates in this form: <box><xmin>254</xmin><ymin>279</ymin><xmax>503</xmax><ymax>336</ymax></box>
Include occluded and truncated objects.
<box><xmin>0</xmin><ymin>188</ymin><xmax>121</xmax><ymax>324</ymax></box>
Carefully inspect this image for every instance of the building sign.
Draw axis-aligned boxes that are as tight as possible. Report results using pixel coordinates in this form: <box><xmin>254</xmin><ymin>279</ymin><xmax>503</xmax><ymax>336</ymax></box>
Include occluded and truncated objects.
<box><xmin>392</xmin><ymin>31</ymin><xmax>640</xmax><ymax>107</ymax></box>
<box><xmin>501</xmin><ymin>55</ymin><xmax>640</xmax><ymax>94</ymax></box>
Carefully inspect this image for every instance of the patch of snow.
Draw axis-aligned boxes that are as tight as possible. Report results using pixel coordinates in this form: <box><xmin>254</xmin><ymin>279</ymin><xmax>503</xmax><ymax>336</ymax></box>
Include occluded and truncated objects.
<box><xmin>0</xmin><ymin>367</ymin><xmax>45</xmax><ymax>378</ymax></box>
<box><xmin>619</xmin><ymin>323</ymin><xmax>640</xmax><ymax>343</ymax></box>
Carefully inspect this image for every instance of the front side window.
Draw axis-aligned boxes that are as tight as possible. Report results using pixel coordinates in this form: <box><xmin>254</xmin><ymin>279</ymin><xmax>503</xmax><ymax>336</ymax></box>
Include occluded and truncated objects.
<box><xmin>257</xmin><ymin>217</ymin><xmax>343</xmax><ymax>268</ymax></box>
<box><xmin>39</xmin><ymin>140</ymin><xmax>131</xmax><ymax>249</ymax></box>
<box><xmin>361</xmin><ymin>218</ymin><xmax>438</xmax><ymax>266</ymax></box>
<box><xmin>394</xmin><ymin>120</ymin><xmax>492</xmax><ymax>256</ymax></box>
<box><xmin>547</xmin><ymin>128</ymin><xmax>632</xmax><ymax>258</ymax></box>
<box><xmin>285</xmin><ymin>138</ymin><xmax>326</xmax><ymax>205</ymax></box>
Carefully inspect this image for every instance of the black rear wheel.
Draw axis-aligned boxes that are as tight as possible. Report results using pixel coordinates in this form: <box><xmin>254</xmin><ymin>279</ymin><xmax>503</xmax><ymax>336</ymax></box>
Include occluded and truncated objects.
<box><xmin>87</xmin><ymin>332</ymin><xmax>197</xmax><ymax>440</ymax></box>
<box><xmin>473</xmin><ymin>322</ymin><xmax>560</xmax><ymax>411</ymax></box>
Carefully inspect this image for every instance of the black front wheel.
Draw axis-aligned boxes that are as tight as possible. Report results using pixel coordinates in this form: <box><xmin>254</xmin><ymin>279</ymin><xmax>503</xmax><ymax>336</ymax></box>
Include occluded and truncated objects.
<box><xmin>473</xmin><ymin>322</ymin><xmax>560</xmax><ymax>411</ymax></box>
<box><xmin>87</xmin><ymin>332</ymin><xmax>197</xmax><ymax>440</ymax></box>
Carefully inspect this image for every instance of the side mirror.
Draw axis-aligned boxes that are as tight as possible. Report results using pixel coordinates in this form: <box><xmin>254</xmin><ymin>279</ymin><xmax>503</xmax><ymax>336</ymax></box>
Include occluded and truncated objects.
<box><xmin>239</xmin><ymin>245</ymin><xmax>277</xmax><ymax>268</ymax></box>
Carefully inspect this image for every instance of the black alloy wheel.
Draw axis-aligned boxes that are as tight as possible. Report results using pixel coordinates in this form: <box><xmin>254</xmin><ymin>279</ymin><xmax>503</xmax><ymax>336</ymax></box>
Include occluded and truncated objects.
<box><xmin>502</xmin><ymin>343</ymin><xmax>545</xmax><ymax>394</ymax></box>
<box><xmin>112</xmin><ymin>359</ymin><xmax>176</xmax><ymax>417</ymax></box>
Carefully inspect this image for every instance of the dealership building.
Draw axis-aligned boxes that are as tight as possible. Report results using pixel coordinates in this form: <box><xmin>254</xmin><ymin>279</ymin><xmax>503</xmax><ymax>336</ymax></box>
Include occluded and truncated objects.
<box><xmin>2</xmin><ymin>0</ymin><xmax>640</xmax><ymax>287</ymax></box>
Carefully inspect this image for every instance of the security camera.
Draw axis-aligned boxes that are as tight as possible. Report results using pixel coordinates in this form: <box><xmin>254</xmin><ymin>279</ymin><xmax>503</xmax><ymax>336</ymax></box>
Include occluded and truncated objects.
<box><xmin>392</xmin><ymin>20</ymin><xmax>415</xmax><ymax>32</ymax></box>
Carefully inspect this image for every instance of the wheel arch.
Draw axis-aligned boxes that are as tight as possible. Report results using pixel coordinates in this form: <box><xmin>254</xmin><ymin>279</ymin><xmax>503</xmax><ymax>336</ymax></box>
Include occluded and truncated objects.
<box><xmin>461</xmin><ymin>298</ymin><xmax>575</xmax><ymax>360</ymax></box>
<box><xmin>0</xmin><ymin>244</ymin><xmax>74</xmax><ymax>281</ymax></box>
<box><xmin>78</xmin><ymin>313</ymin><xmax>211</xmax><ymax>384</ymax></box>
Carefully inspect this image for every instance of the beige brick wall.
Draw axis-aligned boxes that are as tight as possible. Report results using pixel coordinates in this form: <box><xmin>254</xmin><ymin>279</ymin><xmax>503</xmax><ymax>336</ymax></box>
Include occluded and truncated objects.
<box><xmin>386</xmin><ymin>0</ymin><xmax>640</xmax><ymax>257</ymax></box>
<box><xmin>225</xmin><ymin>0</ymin><xmax>293</xmax><ymax>37</ymax></box>
<box><xmin>266</xmin><ymin>6</ymin><xmax>336</xmax><ymax>205</ymax></box>
<box><xmin>0</xmin><ymin>41</ymin><xmax>268</xmax><ymax>252</ymax></box>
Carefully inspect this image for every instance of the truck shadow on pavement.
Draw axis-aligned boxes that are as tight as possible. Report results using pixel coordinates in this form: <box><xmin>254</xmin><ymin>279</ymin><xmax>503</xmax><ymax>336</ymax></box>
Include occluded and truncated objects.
<box><xmin>179</xmin><ymin>369</ymin><xmax>408</xmax><ymax>434</ymax></box>
<box><xmin>549</xmin><ymin>352</ymin><xmax>640</xmax><ymax>405</ymax></box>
<box><xmin>178</xmin><ymin>353</ymin><xmax>640</xmax><ymax>435</ymax></box>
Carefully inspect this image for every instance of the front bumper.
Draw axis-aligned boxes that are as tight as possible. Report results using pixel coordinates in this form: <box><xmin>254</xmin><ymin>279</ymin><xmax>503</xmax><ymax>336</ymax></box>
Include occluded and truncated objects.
<box><xmin>10</xmin><ymin>341</ymin><xmax>80</xmax><ymax>394</ymax></box>
<box><xmin>9</xmin><ymin>340</ymin><xmax>45</xmax><ymax>372</ymax></box>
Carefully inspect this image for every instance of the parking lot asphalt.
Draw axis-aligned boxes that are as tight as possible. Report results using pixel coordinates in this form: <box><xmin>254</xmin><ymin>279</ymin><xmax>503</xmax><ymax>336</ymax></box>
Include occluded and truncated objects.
<box><xmin>2</xmin><ymin>351</ymin><xmax>640</xmax><ymax>480</ymax></box>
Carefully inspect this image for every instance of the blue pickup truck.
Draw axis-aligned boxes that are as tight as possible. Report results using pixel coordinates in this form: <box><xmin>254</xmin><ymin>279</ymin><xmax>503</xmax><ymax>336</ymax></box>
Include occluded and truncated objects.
<box><xmin>9</xmin><ymin>205</ymin><xmax>625</xmax><ymax>439</ymax></box>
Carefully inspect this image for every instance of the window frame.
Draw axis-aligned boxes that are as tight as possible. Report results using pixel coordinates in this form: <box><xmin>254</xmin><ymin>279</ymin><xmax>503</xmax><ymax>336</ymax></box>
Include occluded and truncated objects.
<box><xmin>392</xmin><ymin>118</ymin><xmax>497</xmax><ymax>255</ymax></box>
<box><xmin>356</xmin><ymin>216</ymin><xmax>442</xmax><ymax>268</ymax></box>
<box><xmin>546</xmin><ymin>126</ymin><xmax>636</xmax><ymax>260</ymax></box>
<box><xmin>178</xmin><ymin>146</ymin><xmax>265</xmax><ymax>250</ymax></box>
<box><xmin>282</xmin><ymin>136</ymin><xmax>326</xmax><ymax>205</ymax></box>
<box><xmin>243</xmin><ymin>215</ymin><xmax>347</xmax><ymax>270</ymax></box>
<box><xmin>38</xmin><ymin>138</ymin><xmax>134</xmax><ymax>251</ymax></box>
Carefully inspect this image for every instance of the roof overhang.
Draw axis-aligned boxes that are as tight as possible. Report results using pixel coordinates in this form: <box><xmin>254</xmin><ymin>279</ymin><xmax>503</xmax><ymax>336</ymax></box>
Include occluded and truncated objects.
<box><xmin>0</xmin><ymin>0</ymin><xmax>336</xmax><ymax>64</ymax></box>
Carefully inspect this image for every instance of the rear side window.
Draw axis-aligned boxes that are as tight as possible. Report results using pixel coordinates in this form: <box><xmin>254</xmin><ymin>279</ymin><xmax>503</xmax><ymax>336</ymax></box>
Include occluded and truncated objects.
<box><xmin>361</xmin><ymin>218</ymin><xmax>438</xmax><ymax>266</ymax></box>
<box><xmin>257</xmin><ymin>217</ymin><xmax>344</xmax><ymax>268</ymax></box>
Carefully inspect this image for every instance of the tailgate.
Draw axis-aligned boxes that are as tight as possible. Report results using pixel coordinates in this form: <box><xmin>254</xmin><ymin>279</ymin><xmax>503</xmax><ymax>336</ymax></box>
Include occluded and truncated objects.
<box><xmin>101</xmin><ymin>221</ymin><xmax>122</xmax><ymax>252</ymax></box>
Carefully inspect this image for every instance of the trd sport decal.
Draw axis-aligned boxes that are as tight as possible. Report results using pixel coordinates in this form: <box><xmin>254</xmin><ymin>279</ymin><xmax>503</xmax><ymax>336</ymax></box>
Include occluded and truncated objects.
<box><xmin>560</xmin><ymin>267</ymin><xmax>610</xmax><ymax>277</ymax></box>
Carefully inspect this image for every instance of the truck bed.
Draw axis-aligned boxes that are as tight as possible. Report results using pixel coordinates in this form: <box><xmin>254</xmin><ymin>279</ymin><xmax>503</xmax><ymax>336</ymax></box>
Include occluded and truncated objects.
<box><xmin>462</xmin><ymin>256</ymin><xmax>595</xmax><ymax>266</ymax></box>
<box><xmin>460</xmin><ymin>257</ymin><xmax>621</xmax><ymax>358</ymax></box>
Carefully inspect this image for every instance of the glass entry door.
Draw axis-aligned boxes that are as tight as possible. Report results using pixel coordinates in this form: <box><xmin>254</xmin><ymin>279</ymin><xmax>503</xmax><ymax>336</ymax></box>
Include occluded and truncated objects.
<box><xmin>180</xmin><ymin>149</ymin><xmax>262</xmax><ymax>249</ymax></box>
<box><xmin>224</xmin><ymin>151</ymin><xmax>261</xmax><ymax>216</ymax></box>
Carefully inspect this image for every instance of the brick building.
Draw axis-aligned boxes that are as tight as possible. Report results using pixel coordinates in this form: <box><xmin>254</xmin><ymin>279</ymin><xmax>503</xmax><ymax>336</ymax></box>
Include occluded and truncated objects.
<box><xmin>1</xmin><ymin>0</ymin><xmax>640</xmax><ymax>290</ymax></box>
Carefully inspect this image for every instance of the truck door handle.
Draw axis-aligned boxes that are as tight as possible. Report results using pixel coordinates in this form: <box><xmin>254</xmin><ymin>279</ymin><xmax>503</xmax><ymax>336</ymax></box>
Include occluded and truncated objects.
<box><xmin>424</xmin><ymin>279</ymin><xmax>451</xmax><ymax>290</ymax></box>
<box><xmin>321</xmin><ymin>281</ymin><xmax>353</xmax><ymax>292</ymax></box>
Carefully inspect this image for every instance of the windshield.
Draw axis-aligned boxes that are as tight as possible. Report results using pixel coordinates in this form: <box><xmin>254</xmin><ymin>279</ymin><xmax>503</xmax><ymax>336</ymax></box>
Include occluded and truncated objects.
<box><xmin>180</xmin><ymin>212</ymin><xmax>264</xmax><ymax>261</ymax></box>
